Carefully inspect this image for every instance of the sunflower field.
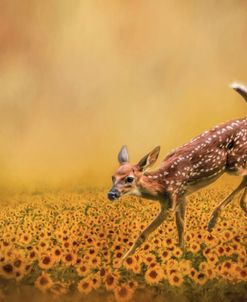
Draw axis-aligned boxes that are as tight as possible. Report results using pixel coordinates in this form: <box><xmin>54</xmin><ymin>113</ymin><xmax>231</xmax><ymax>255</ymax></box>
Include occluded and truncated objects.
<box><xmin>0</xmin><ymin>184</ymin><xmax>246</xmax><ymax>302</ymax></box>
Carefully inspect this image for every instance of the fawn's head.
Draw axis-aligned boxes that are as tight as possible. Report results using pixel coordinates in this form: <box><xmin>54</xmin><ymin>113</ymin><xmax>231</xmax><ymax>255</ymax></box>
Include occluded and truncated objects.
<box><xmin>108</xmin><ymin>145</ymin><xmax>160</xmax><ymax>200</ymax></box>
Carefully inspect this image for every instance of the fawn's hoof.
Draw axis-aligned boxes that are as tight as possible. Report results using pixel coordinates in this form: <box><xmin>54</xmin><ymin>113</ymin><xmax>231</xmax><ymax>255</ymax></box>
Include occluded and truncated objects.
<box><xmin>180</xmin><ymin>242</ymin><xmax>185</xmax><ymax>250</ymax></box>
<box><xmin>207</xmin><ymin>210</ymin><xmax>219</xmax><ymax>231</ymax></box>
<box><xmin>207</xmin><ymin>217</ymin><xmax>216</xmax><ymax>231</ymax></box>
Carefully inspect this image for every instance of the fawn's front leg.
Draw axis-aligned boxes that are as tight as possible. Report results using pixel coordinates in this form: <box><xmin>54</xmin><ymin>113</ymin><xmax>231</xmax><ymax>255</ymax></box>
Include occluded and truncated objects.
<box><xmin>122</xmin><ymin>202</ymin><xmax>168</xmax><ymax>261</ymax></box>
<box><xmin>175</xmin><ymin>198</ymin><xmax>186</xmax><ymax>249</ymax></box>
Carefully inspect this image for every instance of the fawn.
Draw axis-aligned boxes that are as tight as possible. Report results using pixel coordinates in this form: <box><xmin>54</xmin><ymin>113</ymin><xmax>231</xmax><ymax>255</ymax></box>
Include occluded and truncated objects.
<box><xmin>108</xmin><ymin>82</ymin><xmax>247</xmax><ymax>260</ymax></box>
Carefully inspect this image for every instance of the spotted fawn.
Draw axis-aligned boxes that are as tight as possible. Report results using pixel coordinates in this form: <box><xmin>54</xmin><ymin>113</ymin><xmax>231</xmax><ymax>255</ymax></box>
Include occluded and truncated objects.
<box><xmin>108</xmin><ymin>82</ymin><xmax>247</xmax><ymax>260</ymax></box>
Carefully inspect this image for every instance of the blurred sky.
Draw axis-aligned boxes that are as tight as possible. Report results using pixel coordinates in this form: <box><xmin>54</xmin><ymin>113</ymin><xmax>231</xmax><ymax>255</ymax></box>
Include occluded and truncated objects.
<box><xmin>0</xmin><ymin>0</ymin><xmax>247</xmax><ymax>192</ymax></box>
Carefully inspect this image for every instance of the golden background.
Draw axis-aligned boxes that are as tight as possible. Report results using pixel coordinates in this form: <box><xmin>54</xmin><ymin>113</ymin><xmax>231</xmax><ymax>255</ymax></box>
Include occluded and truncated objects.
<box><xmin>0</xmin><ymin>1</ymin><xmax>247</xmax><ymax>192</ymax></box>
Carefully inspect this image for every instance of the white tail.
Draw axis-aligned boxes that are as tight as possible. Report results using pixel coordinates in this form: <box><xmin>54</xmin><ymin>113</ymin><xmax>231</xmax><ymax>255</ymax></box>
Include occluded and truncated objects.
<box><xmin>230</xmin><ymin>82</ymin><xmax>247</xmax><ymax>102</ymax></box>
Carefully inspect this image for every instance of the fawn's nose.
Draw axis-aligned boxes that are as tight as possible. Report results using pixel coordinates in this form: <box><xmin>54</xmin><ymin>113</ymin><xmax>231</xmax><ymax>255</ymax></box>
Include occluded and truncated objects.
<box><xmin>108</xmin><ymin>190</ymin><xmax>120</xmax><ymax>201</ymax></box>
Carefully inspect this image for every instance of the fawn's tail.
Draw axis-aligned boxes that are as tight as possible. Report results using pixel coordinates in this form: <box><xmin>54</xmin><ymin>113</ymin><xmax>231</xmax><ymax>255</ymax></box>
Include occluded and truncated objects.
<box><xmin>230</xmin><ymin>82</ymin><xmax>247</xmax><ymax>102</ymax></box>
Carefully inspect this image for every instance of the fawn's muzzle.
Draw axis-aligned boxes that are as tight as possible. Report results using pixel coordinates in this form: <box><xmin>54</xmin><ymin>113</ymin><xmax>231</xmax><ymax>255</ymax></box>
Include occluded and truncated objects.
<box><xmin>108</xmin><ymin>189</ymin><xmax>120</xmax><ymax>201</ymax></box>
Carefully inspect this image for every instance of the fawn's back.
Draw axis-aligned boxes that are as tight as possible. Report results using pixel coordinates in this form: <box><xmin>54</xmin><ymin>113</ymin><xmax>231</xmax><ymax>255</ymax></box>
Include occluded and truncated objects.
<box><xmin>157</xmin><ymin>117</ymin><xmax>247</xmax><ymax>195</ymax></box>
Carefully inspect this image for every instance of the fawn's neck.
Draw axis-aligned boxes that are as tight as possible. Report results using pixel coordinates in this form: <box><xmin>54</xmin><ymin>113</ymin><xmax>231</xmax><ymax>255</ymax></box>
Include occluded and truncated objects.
<box><xmin>138</xmin><ymin>170</ymin><xmax>167</xmax><ymax>200</ymax></box>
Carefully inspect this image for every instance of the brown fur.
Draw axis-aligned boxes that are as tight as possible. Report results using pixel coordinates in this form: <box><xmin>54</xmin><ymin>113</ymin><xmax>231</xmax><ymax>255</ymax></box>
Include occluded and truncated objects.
<box><xmin>109</xmin><ymin>83</ymin><xmax>247</xmax><ymax>260</ymax></box>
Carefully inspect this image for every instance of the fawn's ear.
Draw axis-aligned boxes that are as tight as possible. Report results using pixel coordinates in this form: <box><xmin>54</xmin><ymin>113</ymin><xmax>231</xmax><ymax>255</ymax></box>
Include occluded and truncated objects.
<box><xmin>137</xmin><ymin>146</ymin><xmax>160</xmax><ymax>171</ymax></box>
<box><xmin>118</xmin><ymin>145</ymin><xmax>129</xmax><ymax>164</ymax></box>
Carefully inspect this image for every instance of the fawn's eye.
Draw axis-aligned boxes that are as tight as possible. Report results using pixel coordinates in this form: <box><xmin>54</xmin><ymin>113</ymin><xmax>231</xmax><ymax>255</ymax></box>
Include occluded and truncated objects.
<box><xmin>125</xmin><ymin>176</ymin><xmax>134</xmax><ymax>183</ymax></box>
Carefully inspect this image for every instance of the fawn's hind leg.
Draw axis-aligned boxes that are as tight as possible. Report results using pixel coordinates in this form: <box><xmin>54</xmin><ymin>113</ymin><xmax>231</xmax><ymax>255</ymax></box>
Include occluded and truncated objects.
<box><xmin>175</xmin><ymin>199</ymin><xmax>186</xmax><ymax>248</ymax></box>
<box><xmin>240</xmin><ymin>187</ymin><xmax>247</xmax><ymax>214</ymax></box>
<box><xmin>207</xmin><ymin>177</ymin><xmax>247</xmax><ymax>231</ymax></box>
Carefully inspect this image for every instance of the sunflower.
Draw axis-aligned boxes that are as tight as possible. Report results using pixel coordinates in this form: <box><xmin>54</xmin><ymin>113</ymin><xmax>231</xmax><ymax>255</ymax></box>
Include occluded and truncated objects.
<box><xmin>35</xmin><ymin>272</ymin><xmax>54</xmax><ymax>292</ymax></box>
<box><xmin>172</xmin><ymin>247</ymin><xmax>183</xmax><ymax>258</ymax></box>
<box><xmin>38</xmin><ymin>240</ymin><xmax>49</xmax><ymax>252</ymax></box>
<box><xmin>167</xmin><ymin>272</ymin><xmax>184</xmax><ymax>287</ymax></box>
<box><xmin>203</xmin><ymin>233</ymin><xmax>218</xmax><ymax>247</ymax></box>
<box><xmin>130</xmin><ymin>262</ymin><xmax>142</xmax><ymax>274</ymax></box>
<box><xmin>205</xmin><ymin>267</ymin><xmax>215</xmax><ymax>279</ymax></box>
<box><xmin>12</xmin><ymin>256</ymin><xmax>25</xmax><ymax>271</ymax></box>
<box><xmin>112</xmin><ymin>243</ymin><xmax>125</xmax><ymax>254</ymax></box>
<box><xmin>188</xmin><ymin>268</ymin><xmax>197</xmax><ymax>279</ymax></box>
<box><xmin>87</xmin><ymin>247</ymin><xmax>99</xmax><ymax>258</ymax></box>
<box><xmin>77</xmin><ymin>278</ymin><xmax>93</xmax><ymax>295</ymax></box>
<box><xmin>202</xmin><ymin>247</ymin><xmax>211</xmax><ymax>257</ymax></box>
<box><xmin>153</xmin><ymin>238</ymin><xmax>162</xmax><ymax>249</ymax></box>
<box><xmin>90</xmin><ymin>272</ymin><xmax>102</xmax><ymax>290</ymax></box>
<box><xmin>38</xmin><ymin>254</ymin><xmax>55</xmax><ymax>270</ymax></box>
<box><xmin>112</xmin><ymin>251</ymin><xmax>124</xmax><ymax>269</ymax></box>
<box><xmin>98</xmin><ymin>267</ymin><xmax>108</xmax><ymax>281</ymax></box>
<box><xmin>14</xmin><ymin>269</ymin><xmax>25</xmax><ymax>282</ymax></box>
<box><xmin>143</xmin><ymin>253</ymin><xmax>156</xmax><ymax>266</ymax></box>
<box><xmin>199</xmin><ymin>261</ymin><xmax>214</xmax><ymax>271</ymax></box>
<box><xmin>51</xmin><ymin>247</ymin><xmax>62</xmax><ymax>262</ymax></box>
<box><xmin>89</xmin><ymin>255</ymin><xmax>101</xmax><ymax>268</ymax></box>
<box><xmin>105</xmin><ymin>272</ymin><xmax>119</xmax><ymax>291</ymax></box>
<box><xmin>19</xmin><ymin>232</ymin><xmax>32</xmax><ymax>245</ymax></box>
<box><xmin>238</xmin><ymin>268</ymin><xmax>247</xmax><ymax>281</ymax></box>
<box><xmin>166</xmin><ymin>258</ymin><xmax>179</xmax><ymax>269</ymax></box>
<box><xmin>4</xmin><ymin>248</ymin><xmax>14</xmax><ymax>261</ymax></box>
<box><xmin>222</xmin><ymin>230</ymin><xmax>234</xmax><ymax>241</ymax></box>
<box><xmin>194</xmin><ymin>272</ymin><xmax>208</xmax><ymax>285</ymax></box>
<box><xmin>28</xmin><ymin>250</ymin><xmax>37</xmax><ymax>261</ymax></box>
<box><xmin>216</xmin><ymin>264</ymin><xmax>223</xmax><ymax>276</ymax></box>
<box><xmin>113</xmin><ymin>284</ymin><xmax>134</xmax><ymax>302</ymax></box>
<box><xmin>239</xmin><ymin>256</ymin><xmax>246</xmax><ymax>265</ymax></box>
<box><xmin>123</xmin><ymin>256</ymin><xmax>138</xmax><ymax>271</ymax></box>
<box><xmin>221</xmin><ymin>260</ymin><xmax>235</xmax><ymax>278</ymax></box>
<box><xmin>188</xmin><ymin>242</ymin><xmax>201</xmax><ymax>254</ymax></box>
<box><xmin>144</xmin><ymin>265</ymin><xmax>164</xmax><ymax>285</ymax></box>
<box><xmin>141</xmin><ymin>242</ymin><xmax>152</xmax><ymax>253</ymax></box>
<box><xmin>0</xmin><ymin>262</ymin><xmax>14</xmax><ymax>279</ymax></box>
<box><xmin>224</xmin><ymin>245</ymin><xmax>233</xmax><ymax>256</ymax></box>
<box><xmin>62</xmin><ymin>252</ymin><xmax>77</xmax><ymax>266</ymax></box>
<box><xmin>103</xmin><ymin>254</ymin><xmax>111</xmax><ymax>266</ymax></box>
<box><xmin>215</xmin><ymin>245</ymin><xmax>225</xmax><ymax>257</ymax></box>
<box><xmin>164</xmin><ymin>237</ymin><xmax>176</xmax><ymax>249</ymax></box>
<box><xmin>179</xmin><ymin>259</ymin><xmax>192</xmax><ymax>275</ymax></box>
<box><xmin>206</xmin><ymin>252</ymin><xmax>218</xmax><ymax>265</ymax></box>
<box><xmin>128</xmin><ymin>280</ymin><xmax>138</xmax><ymax>289</ymax></box>
<box><xmin>76</xmin><ymin>263</ymin><xmax>90</xmax><ymax>277</ymax></box>
<box><xmin>167</xmin><ymin>267</ymin><xmax>179</xmax><ymax>276</ymax></box>
<box><xmin>160</xmin><ymin>249</ymin><xmax>172</xmax><ymax>263</ymax></box>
